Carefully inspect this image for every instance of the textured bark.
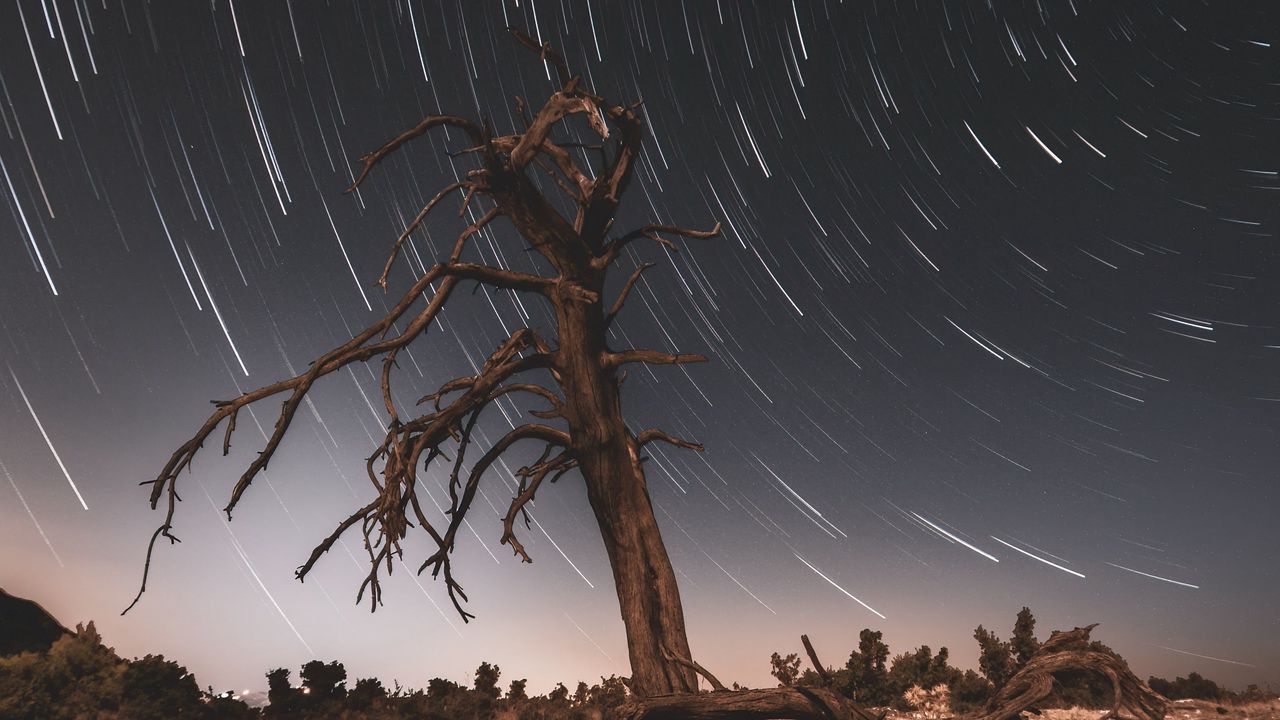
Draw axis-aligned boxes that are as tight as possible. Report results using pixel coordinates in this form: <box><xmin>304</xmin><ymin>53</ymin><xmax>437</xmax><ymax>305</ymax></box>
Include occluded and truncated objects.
<box><xmin>619</xmin><ymin>687</ymin><xmax>885</xmax><ymax>720</ymax></box>
<box><xmin>614</xmin><ymin>632</ymin><xmax>884</xmax><ymax>720</ymax></box>
<box><xmin>133</xmin><ymin>28</ymin><xmax>713</xmax><ymax>702</ymax></box>
<box><xmin>969</xmin><ymin>625</ymin><xmax>1169</xmax><ymax>720</ymax></box>
<box><xmin>553</xmin><ymin>269</ymin><xmax>698</xmax><ymax>697</ymax></box>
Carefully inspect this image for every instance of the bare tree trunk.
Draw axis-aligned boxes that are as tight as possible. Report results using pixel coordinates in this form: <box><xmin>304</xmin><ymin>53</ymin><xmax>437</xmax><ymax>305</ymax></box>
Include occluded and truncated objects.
<box><xmin>554</xmin><ymin>280</ymin><xmax>698</xmax><ymax>698</ymax></box>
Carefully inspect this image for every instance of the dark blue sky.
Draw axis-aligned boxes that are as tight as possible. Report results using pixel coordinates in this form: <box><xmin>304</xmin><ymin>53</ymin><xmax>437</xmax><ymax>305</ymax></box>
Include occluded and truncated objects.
<box><xmin>1</xmin><ymin>0</ymin><xmax>1276</xmax><ymax>696</ymax></box>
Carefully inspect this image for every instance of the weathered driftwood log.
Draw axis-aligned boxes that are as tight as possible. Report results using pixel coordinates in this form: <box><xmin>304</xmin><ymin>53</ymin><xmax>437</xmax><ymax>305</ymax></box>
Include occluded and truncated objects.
<box><xmin>970</xmin><ymin>624</ymin><xmax>1169</xmax><ymax>720</ymax></box>
<box><xmin>622</xmin><ymin>681</ymin><xmax>890</xmax><ymax>717</ymax></box>
<box><xmin>618</xmin><ymin>633</ymin><xmax>884</xmax><ymax>720</ymax></box>
<box><xmin>619</xmin><ymin>624</ymin><xmax>1167</xmax><ymax>720</ymax></box>
<box><xmin>618</xmin><ymin>687</ymin><xmax>883</xmax><ymax>720</ymax></box>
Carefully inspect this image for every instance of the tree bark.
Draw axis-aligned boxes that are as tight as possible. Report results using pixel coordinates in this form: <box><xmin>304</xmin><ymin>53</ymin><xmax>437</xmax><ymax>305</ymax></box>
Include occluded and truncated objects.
<box><xmin>968</xmin><ymin>625</ymin><xmax>1168</xmax><ymax>720</ymax></box>
<box><xmin>618</xmin><ymin>687</ymin><xmax>885</xmax><ymax>720</ymax></box>
<box><xmin>135</xmin><ymin>26</ymin><xmax>724</xmax><ymax>707</ymax></box>
<box><xmin>553</xmin><ymin>276</ymin><xmax>698</xmax><ymax>698</ymax></box>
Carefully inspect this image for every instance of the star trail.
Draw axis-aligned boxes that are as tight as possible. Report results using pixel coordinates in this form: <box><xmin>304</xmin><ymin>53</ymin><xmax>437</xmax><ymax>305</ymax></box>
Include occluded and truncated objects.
<box><xmin>0</xmin><ymin>0</ymin><xmax>1277</xmax><ymax>696</ymax></box>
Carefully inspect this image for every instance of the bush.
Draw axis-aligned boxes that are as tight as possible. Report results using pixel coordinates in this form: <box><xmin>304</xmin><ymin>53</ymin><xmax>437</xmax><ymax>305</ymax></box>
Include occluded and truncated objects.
<box><xmin>834</xmin><ymin>628</ymin><xmax>894</xmax><ymax>706</ymax></box>
<box><xmin>299</xmin><ymin>659</ymin><xmax>347</xmax><ymax>701</ymax></box>
<box><xmin>950</xmin><ymin>669</ymin><xmax>994</xmax><ymax>712</ymax></box>
<box><xmin>770</xmin><ymin>651</ymin><xmax>802</xmax><ymax>687</ymax></box>
<box><xmin>346</xmin><ymin>677</ymin><xmax>387</xmax><ymax>710</ymax></box>
<box><xmin>1148</xmin><ymin>672</ymin><xmax>1228</xmax><ymax>701</ymax></box>
<box><xmin>903</xmin><ymin>683</ymin><xmax>952</xmax><ymax>718</ymax></box>
<box><xmin>888</xmin><ymin>645</ymin><xmax>961</xmax><ymax>705</ymax></box>
<box><xmin>120</xmin><ymin>654</ymin><xmax>204</xmax><ymax>719</ymax></box>
<box><xmin>0</xmin><ymin>622</ymin><xmax>236</xmax><ymax>720</ymax></box>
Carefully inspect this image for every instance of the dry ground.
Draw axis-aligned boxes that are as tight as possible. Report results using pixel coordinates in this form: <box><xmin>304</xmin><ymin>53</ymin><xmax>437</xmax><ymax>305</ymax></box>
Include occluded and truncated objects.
<box><xmin>883</xmin><ymin>701</ymin><xmax>1280</xmax><ymax>720</ymax></box>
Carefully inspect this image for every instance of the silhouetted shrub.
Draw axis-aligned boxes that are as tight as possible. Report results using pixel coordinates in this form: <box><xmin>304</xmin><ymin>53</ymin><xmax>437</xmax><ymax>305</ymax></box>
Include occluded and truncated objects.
<box><xmin>120</xmin><ymin>653</ymin><xmax>204</xmax><ymax>719</ymax></box>
<box><xmin>770</xmin><ymin>651</ymin><xmax>802</xmax><ymax>687</ymax></box>
<box><xmin>299</xmin><ymin>659</ymin><xmax>347</xmax><ymax>702</ymax></box>
<box><xmin>950</xmin><ymin>669</ymin><xmax>995</xmax><ymax>712</ymax></box>
<box><xmin>1149</xmin><ymin>671</ymin><xmax>1228</xmax><ymax>701</ymax></box>
<box><xmin>346</xmin><ymin>677</ymin><xmax>387</xmax><ymax>711</ymax></box>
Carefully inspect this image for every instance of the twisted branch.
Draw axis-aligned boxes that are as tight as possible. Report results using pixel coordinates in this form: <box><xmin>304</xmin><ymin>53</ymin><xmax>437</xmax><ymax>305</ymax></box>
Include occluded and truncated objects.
<box><xmin>968</xmin><ymin>625</ymin><xmax>1168</xmax><ymax>720</ymax></box>
<box><xmin>600</xmin><ymin>221</ymin><xmax>723</xmax><ymax>266</ymax></box>
<box><xmin>606</xmin><ymin>262</ymin><xmax>655</xmax><ymax>328</ymax></box>
<box><xmin>637</xmin><ymin>428</ymin><xmax>704</xmax><ymax>452</ymax></box>
<box><xmin>347</xmin><ymin>115</ymin><xmax>485</xmax><ymax>193</ymax></box>
<box><xmin>499</xmin><ymin>448</ymin><xmax>575</xmax><ymax>562</ymax></box>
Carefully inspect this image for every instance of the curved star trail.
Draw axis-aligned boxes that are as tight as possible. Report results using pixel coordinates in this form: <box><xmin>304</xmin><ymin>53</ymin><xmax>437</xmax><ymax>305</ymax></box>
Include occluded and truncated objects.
<box><xmin>0</xmin><ymin>0</ymin><xmax>1276</xmax><ymax>696</ymax></box>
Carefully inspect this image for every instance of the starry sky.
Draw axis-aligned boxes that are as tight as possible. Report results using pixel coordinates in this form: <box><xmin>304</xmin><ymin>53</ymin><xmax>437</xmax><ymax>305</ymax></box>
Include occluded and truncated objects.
<box><xmin>1</xmin><ymin>0</ymin><xmax>1277</xmax><ymax>698</ymax></box>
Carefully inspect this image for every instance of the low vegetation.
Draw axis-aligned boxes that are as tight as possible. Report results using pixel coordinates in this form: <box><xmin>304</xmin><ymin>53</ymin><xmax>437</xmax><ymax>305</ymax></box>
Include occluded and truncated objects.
<box><xmin>0</xmin><ymin>608</ymin><xmax>1271</xmax><ymax>720</ymax></box>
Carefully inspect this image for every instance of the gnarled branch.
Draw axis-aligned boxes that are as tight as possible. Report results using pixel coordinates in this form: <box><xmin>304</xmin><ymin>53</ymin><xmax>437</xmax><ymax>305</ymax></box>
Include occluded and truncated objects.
<box><xmin>442</xmin><ymin>260</ymin><xmax>553</xmax><ymax>294</ymax></box>
<box><xmin>605</xmin><ymin>261</ymin><xmax>655</xmax><ymax>328</ymax></box>
<box><xmin>967</xmin><ymin>624</ymin><xmax>1168</xmax><ymax>720</ymax></box>
<box><xmin>422</xmin><ymin>423</ymin><xmax>570</xmax><ymax>573</ymax></box>
<box><xmin>600</xmin><ymin>221</ymin><xmax>722</xmax><ymax>266</ymax></box>
<box><xmin>347</xmin><ymin>115</ymin><xmax>485</xmax><ymax>193</ymax></box>
<box><xmin>661</xmin><ymin>644</ymin><xmax>727</xmax><ymax>692</ymax></box>
<box><xmin>508</xmin><ymin>27</ymin><xmax>571</xmax><ymax>86</ymax></box>
<box><xmin>500</xmin><ymin>448</ymin><xmax>575</xmax><ymax>563</ymax></box>
<box><xmin>637</xmin><ymin>428</ymin><xmax>704</xmax><ymax>452</ymax></box>
<box><xmin>377</xmin><ymin>180</ymin><xmax>469</xmax><ymax>288</ymax></box>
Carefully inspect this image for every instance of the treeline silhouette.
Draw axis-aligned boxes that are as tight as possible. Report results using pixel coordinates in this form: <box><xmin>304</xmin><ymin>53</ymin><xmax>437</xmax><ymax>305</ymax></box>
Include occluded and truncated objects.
<box><xmin>0</xmin><ymin>608</ymin><xmax>1271</xmax><ymax>719</ymax></box>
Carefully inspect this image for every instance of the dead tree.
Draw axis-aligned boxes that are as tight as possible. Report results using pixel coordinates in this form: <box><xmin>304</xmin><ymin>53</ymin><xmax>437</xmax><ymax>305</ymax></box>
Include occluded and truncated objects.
<box><xmin>125</xmin><ymin>29</ymin><xmax>878</xmax><ymax>718</ymax></box>
<box><xmin>969</xmin><ymin>625</ymin><xmax>1169</xmax><ymax>720</ymax></box>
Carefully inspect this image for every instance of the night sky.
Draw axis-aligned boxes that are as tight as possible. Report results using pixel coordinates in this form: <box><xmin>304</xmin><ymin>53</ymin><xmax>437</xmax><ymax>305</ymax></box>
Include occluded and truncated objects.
<box><xmin>1</xmin><ymin>0</ymin><xmax>1277</xmax><ymax>698</ymax></box>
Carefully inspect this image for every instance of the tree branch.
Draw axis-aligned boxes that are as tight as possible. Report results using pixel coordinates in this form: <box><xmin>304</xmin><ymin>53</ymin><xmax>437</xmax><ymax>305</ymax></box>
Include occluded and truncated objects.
<box><xmin>487</xmin><ymin>382</ymin><xmax>565</xmax><ymax>419</ymax></box>
<box><xmin>801</xmin><ymin>634</ymin><xmax>832</xmax><ymax>687</ymax></box>
<box><xmin>600</xmin><ymin>221</ymin><xmax>722</xmax><ymax>266</ymax></box>
<box><xmin>604</xmin><ymin>349</ymin><xmax>708</xmax><ymax>369</ymax></box>
<box><xmin>500</xmin><ymin>449</ymin><xmax>574</xmax><ymax>563</ymax></box>
<box><xmin>347</xmin><ymin>115</ymin><xmax>485</xmax><ymax>193</ymax></box>
<box><xmin>507</xmin><ymin>27</ymin><xmax>571</xmax><ymax>86</ymax></box>
<box><xmin>422</xmin><ymin>423</ymin><xmax>571</xmax><ymax>575</ymax></box>
<box><xmin>324</xmin><ymin>330</ymin><xmax>553</xmax><ymax>616</ymax></box>
<box><xmin>442</xmin><ymin>261</ymin><xmax>553</xmax><ymax>294</ymax></box>
<box><xmin>662</xmin><ymin>644</ymin><xmax>727</xmax><ymax>692</ymax></box>
<box><xmin>127</xmin><ymin>292</ymin><xmax>550</xmax><ymax>615</ymax></box>
<box><xmin>377</xmin><ymin>180</ymin><xmax>469</xmax><ymax>288</ymax></box>
<box><xmin>637</xmin><ymin>428</ymin><xmax>704</xmax><ymax>452</ymax></box>
<box><xmin>605</xmin><ymin>262</ymin><xmax>655</xmax><ymax>328</ymax></box>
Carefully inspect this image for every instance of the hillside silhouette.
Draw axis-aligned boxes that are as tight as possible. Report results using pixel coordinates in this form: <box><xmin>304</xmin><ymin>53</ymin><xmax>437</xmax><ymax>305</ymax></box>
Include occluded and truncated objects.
<box><xmin>0</xmin><ymin>587</ymin><xmax>70</xmax><ymax>656</ymax></box>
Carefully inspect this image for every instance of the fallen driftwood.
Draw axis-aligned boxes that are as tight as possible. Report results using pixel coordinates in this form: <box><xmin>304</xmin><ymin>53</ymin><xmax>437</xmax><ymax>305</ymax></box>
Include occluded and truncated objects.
<box><xmin>617</xmin><ymin>686</ymin><xmax>884</xmax><ymax>720</ymax></box>
<box><xmin>620</xmin><ymin>624</ymin><xmax>1168</xmax><ymax>720</ymax></box>
<box><xmin>618</xmin><ymin>633</ymin><xmax>884</xmax><ymax>720</ymax></box>
<box><xmin>968</xmin><ymin>624</ymin><xmax>1169</xmax><ymax>720</ymax></box>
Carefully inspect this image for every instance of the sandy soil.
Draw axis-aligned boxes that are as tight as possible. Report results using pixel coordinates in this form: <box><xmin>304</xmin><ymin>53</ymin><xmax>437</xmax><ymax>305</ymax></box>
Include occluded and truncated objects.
<box><xmin>884</xmin><ymin>701</ymin><xmax>1280</xmax><ymax>720</ymax></box>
